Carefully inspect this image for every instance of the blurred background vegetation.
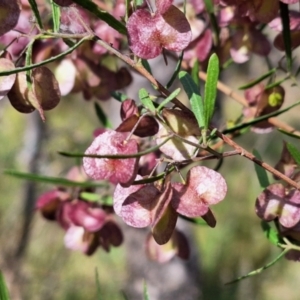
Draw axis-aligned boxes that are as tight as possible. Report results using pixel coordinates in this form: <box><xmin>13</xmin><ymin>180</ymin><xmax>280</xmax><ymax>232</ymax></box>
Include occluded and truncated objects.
<box><xmin>1</xmin><ymin>56</ymin><xmax>300</xmax><ymax>300</ymax></box>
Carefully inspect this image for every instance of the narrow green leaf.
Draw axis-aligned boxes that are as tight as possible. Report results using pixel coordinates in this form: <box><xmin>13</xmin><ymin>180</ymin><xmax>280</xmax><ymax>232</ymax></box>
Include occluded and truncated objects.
<box><xmin>261</xmin><ymin>221</ymin><xmax>282</xmax><ymax>246</ymax></box>
<box><xmin>157</xmin><ymin>88</ymin><xmax>181</xmax><ymax>112</ymax></box>
<box><xmin>72</xmin><ymin>0</ymin><xmax>127</xmax><ymax>35</ymax></box>
<box><xmin>139</xmin><ymin>88</ymin><xmax>156</xmax><ymax>113</ymax></box>
<box><xmin>204</xmin><ymin>53</ymin><xmax>219</xmax><ymax>129</ymax></box>
<box><xmin>94</xmin><ymin>103</ymin><xmax>112</xmax><ymax>128</ymax></box>
<box><xmin>143</xmin><ymin>281</ymin><xmax>150</xmax><ymax>300</ymax></box>
<box><xmin>238</xmin><ymin>68</ymin><xmax>277</xmax><ymax>90</ymax></box>
<box><xmin>223</xmin><ymin>101</ymin><xmax>300</xmax><ymax>134</ymax></box>
<box><xmin>165</xmin><ymin>51</ymin><xmax>184</xmax><ymax>89</ymax></box>
<box><xmin>225</xmin><ymin>249</ymin><xmax>288</xmax><ymax>285</ymax></box>
<box><xmin>0</xmin><ymin>271</ymin><xmax>10</xmax><ymax>300</ymax></box>
<box><xmin>191</xmin><ymin>60</ymin><xmax>200</xmax><ymax>87</ymax></box>
<box><xmin>59</xmin><ymin>136</ymin><xmax>172</xmax><ymax>159</ymax></box>
<box><xmin>279</xmin><ymin>2</ymin><xmax>292</xmax><ymax>71</ymax></box>
<box><xmin>4</xmin><ymin>170</ymin><xmax>105</xmax><ymax>188</ymax></box>
<box><xmin>287</xmin><ymin>143</ymin><xmax>300</xmax><ymax>165</ymax></box>
<box><xmin>0</xmin><ymin>37</ymin><xmax>89</xmax><ymax>77</ymax></box>
<box><xmin>111</xmin><ymin>91</ymin><xmax>128</xmax><ymax>102</ymax></box>
<box><xmin>179</xmin><ymin>71</ymin><xmax>204</xmax><ymax>128</ymax></box>
<box><xmin>95</xmin><ymin>268</ymin><xmax>103</xmax><ymax>300</ymax></box>
<box><xmin>80</xmin><ymin>192</ymin><xmax>101</xmax><ymax>202</ymax></box>
<box><xmin>253</xmin><ymin>149</ymin><xmax>270</xmax><ymax>188</ymax></box>
<box><xmin>50</xmin><ymin>0</ymin><xmax>61</xmax><ymax>33</ymax></box>
<box><xmin>179</xmin><ymin>215</ymin><xmax>209</xmax><ymax>226</ymax></box>
<box><xmin>28</xmin><ymin>0</ymin><xmax>44</xmax><ymax>29</ymax></box>
<box><xmin>265</xmin><ymin>76</ymin><xmax>289</xmax><ymax>90</ymax></box>
<box><xmin>79</xmin><ymin>192</ymin><xmax>113</xmax><ymax>205</ymax></box>
<box><xmin>278</xmin><ymin>128</ymin><xmax>300</xmax><ymax>140</ymax></box>
<box><xmin>141</xmin><ymin>59</ymin><xmax>152</xmax><ymax>74</ymax></box>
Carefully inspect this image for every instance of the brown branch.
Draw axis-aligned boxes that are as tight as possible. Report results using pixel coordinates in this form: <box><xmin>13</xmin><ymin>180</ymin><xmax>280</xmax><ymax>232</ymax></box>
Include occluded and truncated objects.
<box><xmin>215</xmin><ymin>130</ymin><xmax>300</xmax><ymax>190</ymax></box>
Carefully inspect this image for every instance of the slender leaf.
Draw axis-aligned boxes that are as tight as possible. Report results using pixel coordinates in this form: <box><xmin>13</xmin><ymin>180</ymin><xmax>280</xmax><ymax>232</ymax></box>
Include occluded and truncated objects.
<box><xmin>94</xmin><ymin>103</ymin><xmax>112</xmax><ymax>128</ymax></box>
<box><xmin>238</xmin><ymin>68</ymin><xmax>277</xmax><ymax>90</ymax></box>
<box><xmin>179</xmin><ymin>71</ymin><xmax>204</xmax><ymax>128</ymax></box>
<box><xmin>50</xmin><ymin>0</ymin><xmax>61</xmax><ymax>33</ymax></box>
<box><xmin>157</xmin><ymin>88</ymin><xmax>181</xmax><ymax>112</ymax></box>
<box><xmin>287</xmin><ymin>143</ymin><xmax>300</xmax><ymax>165</ymax></box>
<box><xmin>95</xmin><ymin>268</ymin><xmax>103</xmax><ymax>300</ymax></box>
<box><xmin>203</xmin><ymin>53</ymin><xmax>219</xmax><ymax>128</ymax></box>
<box><xmin>165</xmin><ymin>51</ymin><xmax>185</xmax><ymax>89</ymax></box>
<box><xmin>179</xmin><ymin>215</ymin><xmax>209</xmax><ymax>226</ymax></box>
<box><xmin>265</xmin><ymin>76</ymin><xmax>289</xmax><ymax>90</ymax></box>
<box><xmin>191</xmin><ymin>59</ymin><xmax>200</xmax><ymax>87</ymax></box>
<box><xmin>28</xmin><ymin>0</ymin><xmax>43</xmax><ymax>29</ymax></box>
<box><xmin>261</xmin><ymin>221</ymin><xmax>283</xmax><ymax>246</ymax></box>
<box><xmin>72</xmin><ymin>0</ymin><xmax>127</xmax><ymax>34</ymax></box>
<box><xmin>59</xmin><ymin>136</ymin><xmax>172</xmax><ymax>159</ymax></box>
<box><xmin>223</xmin><ymin>101</ymin><xmax>300</xmax><ymax>134</ymax></box>
<box><xmin>0</xmin><ymin>271</ymin><xmax>10</xmax><ymax>300</ymax></box>
<box><xmin>279</xmin><ymin>2</ymin><xmax>292</xmax><ymax>71</ymax></box>
<box><xmin>0</xmin><ymin>37</ymin><xmax>89</xmax><ymax>77</ymax></box>
<box><xmin>253</xmin><ymin>149</ymin><xmax>270</xmax><ymax>188</ymax></box>
<box><xmin>4</xmin><ymin>170</ymin><xmax>105</xmax><ymax>188</ymax></box>
<box><xmin>143</xmin><ymin>281</ymin><xmax>150</xmax><ymax>300</ymax></box>
<box><xmin>139</xmin><ymin>88</ymin><xmax>156</xmax><ymax>113</ymax></box>
<box><xmin>141</xmin><ymin>60</ymin><xmax>152</xmax><ymax>74</ymax></box>
<box><xmin>111</xmin><ymin>91</ymin><xmax>128</xmax><ymax>102</ymax></box>
<box><xmin>278</xmin><ymin>128</ymin><xmax>300</xmax><ymax>140</ymax></box>
<box><xmin>226</xmin><ymin>249</ymin><xmax>288</xmax><ymax>285</ymax></box>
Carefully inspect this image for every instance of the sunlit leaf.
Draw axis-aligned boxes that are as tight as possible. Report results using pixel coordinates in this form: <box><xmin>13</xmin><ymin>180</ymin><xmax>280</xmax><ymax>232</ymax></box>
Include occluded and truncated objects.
<box><xmin>157</xmin><ymin>88</ymin><xmax>181</xmax><ymax>112</ymax></box>
<box><xmin>261</xmin><ymin>221</ymin><xmax>282</xmax><ymax>246</ymax></box>
<box><xmin>203</xmin><ymin>53</ymin><xmax>219</xmax><ymax>128</ymax></box>
<box><xmin>179</xmin><ymin>71</ymin><xmax>204</xmax><ymax>128</ymax></box>
<box><xmin>139</xmin><ymin>88</ymin><xmax>156</xmax><ymax>113</ymax></box>
<box><xmin>143</xmin><ymin>281</ymin><xmax>150</xmax><ymax>300</ymax></box>
<box><xmin>0</xmin><ymin>270</ymin><xmax>10</xmax><ymax>300</ymax></box>
<box><xmin>51</xmin><ymin>0</ymin><xmax>61</xmax><ymax>32</ymax></box>
<box><xmin>286</xmin><ymin>143</ymin><xmax>300</xmax><ymax>165</ymax></box>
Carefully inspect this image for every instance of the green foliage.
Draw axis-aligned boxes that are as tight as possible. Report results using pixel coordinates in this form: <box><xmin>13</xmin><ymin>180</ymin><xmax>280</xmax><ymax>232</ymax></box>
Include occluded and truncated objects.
<box><xmin>94</xmin><ymin>103</ymin><xmax>113</xmax><ymax>128</ymax></box>
<box><xmin>4</xmin><ymin>170</ymin><xmax>105</xmax><ymax>188</ymax></box>
<box><xmin>0</xmin><ymin>271</ymin><xmax>10</xmax><ymax>300</ymax></box>
<box><xmin>287</xmin><ymin>143</ymin><xmax>300</xmax><ymax>165</ymax></box>
<box><xmin>203</xmin><ymin>53</ymin><xmax>219</xmax><ymax>128</ymax></box>
<box><xmin>238</xmin><ymin>68</ymin><xmax>276</xmax><ymax>90</ymax></box>
<box><xmin>253</xmin><ymin>149</ymin><xmax>270</xmax><ymax>188</ymax></box>
<box><xmin>71</xmin><ymin>0</ymin><xmax>127</xmax><ymax>34</ymax></box>
<box><xmin>139</xmin><ymin>88</ymin><xmax>156</xmax><ymax>113</ymax></box>
<box><xmin>261</xmin><ymin>221</ymin><xmax>283</xmax><ymax>246</ymax></box>
<box><xmin>179</xmin><ymin>71</ymin><xmax>205</xmax><ymax>128</ymax></box>
<box><xmin>50</xmin><ymin>0</ymin><xmax>61</xmax><ymax>33</ymax></box>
